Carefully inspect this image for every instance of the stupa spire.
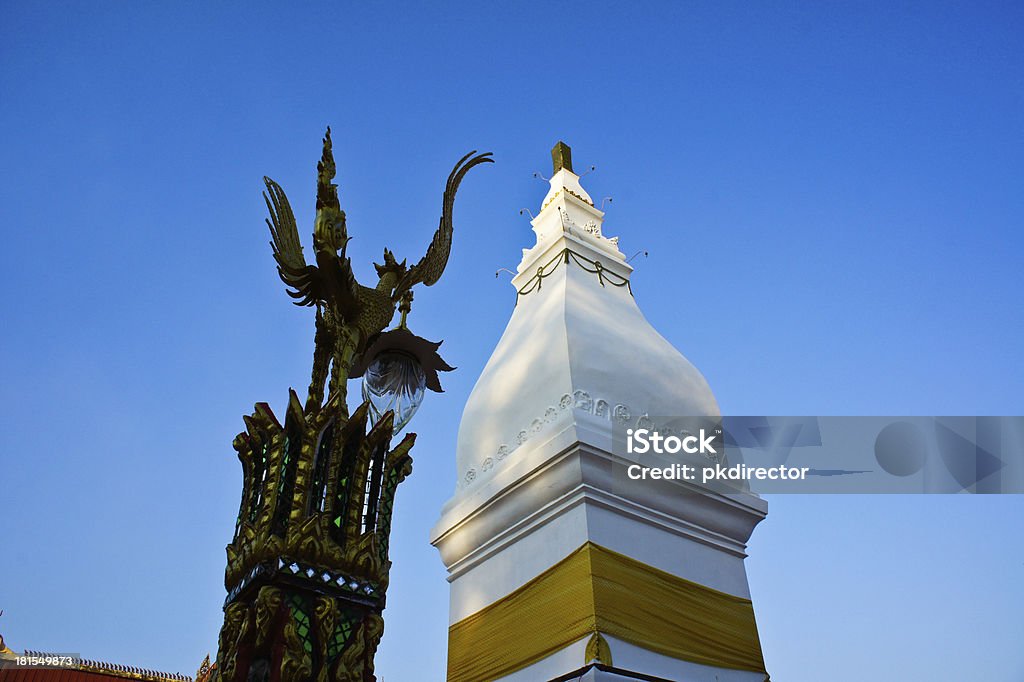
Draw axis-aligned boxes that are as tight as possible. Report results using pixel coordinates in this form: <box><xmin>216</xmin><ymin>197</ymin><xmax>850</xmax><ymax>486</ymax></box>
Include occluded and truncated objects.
<box><xmin>518</xmin><ymin>141</ymin><xmax>622</xmax><ymax>288</ymax></box>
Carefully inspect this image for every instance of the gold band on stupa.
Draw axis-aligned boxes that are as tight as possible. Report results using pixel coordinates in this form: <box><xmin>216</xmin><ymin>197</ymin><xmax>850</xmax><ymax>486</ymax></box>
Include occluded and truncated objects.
<box><xmin>447</xmin><ymin>542</ymin><xmax>767</xmax><ymax>682</ymax></box>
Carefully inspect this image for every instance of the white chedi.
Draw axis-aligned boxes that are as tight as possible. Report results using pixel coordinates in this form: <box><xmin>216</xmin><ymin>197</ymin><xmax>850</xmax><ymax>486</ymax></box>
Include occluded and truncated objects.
<box><xmin>454</xmin><ymin>151</ymin><xmax>718</xmax><ymax>491</ymax></box>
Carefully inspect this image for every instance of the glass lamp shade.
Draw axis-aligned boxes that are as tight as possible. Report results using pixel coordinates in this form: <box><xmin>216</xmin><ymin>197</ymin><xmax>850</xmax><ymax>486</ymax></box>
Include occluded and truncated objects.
<box><xmin>360</xmin><ymin>351</ymin><xmax>426</xmax><ymax>435</ymax></box>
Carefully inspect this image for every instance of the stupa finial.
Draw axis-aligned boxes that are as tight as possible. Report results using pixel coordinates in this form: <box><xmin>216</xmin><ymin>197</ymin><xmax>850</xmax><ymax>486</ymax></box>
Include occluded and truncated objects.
<box><xmin>551</xmin><ymin>141</ymin><xmax>573</xmax><ymax>174</ymax></box>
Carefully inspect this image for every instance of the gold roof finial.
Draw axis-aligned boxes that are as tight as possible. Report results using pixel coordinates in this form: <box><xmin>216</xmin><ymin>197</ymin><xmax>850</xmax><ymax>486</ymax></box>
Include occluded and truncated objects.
<box><xmin>0</xmin><ymin>609</ymin><xmax>12</xmax><ymax>657</ymax></box>
<box><xmin>551</xmin><ymin>141</ymin><xmax>573</xmax><ymax>174</ymax></box>
<box><xmin>195</xmin><ymin>653</ymin><xmax>212</xmax><ymax>681</ymax></box>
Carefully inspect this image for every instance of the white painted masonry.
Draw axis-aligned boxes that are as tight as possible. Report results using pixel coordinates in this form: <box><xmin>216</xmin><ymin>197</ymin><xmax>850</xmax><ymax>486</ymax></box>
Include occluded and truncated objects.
<box><xmin>432</xmin><ymin>148</ymin><xmax>768</xmax><ymax>682</ymax></box>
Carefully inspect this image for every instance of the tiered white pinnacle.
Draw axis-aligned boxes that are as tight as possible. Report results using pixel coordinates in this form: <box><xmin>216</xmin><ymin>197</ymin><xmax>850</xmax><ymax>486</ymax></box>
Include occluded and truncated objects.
<box><xmin>431</xmin><ymin>143</ymin><xmax>768</xmax><ymax>682</ymax></box>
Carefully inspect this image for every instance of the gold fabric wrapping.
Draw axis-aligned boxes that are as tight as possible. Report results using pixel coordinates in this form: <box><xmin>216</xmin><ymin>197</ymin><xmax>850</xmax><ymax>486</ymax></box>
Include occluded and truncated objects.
<box><xmin>447</xmin><ymin>542</ymin><xmax>765</xmax><ymax>681</ymax></box>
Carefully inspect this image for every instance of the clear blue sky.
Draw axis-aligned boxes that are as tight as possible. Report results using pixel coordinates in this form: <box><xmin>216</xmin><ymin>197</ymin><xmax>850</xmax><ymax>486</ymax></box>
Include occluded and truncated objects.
<box><xmin>1</xmin><ymin>2</ymin><xmax>1022</xmax><ymax>680</ymax></box>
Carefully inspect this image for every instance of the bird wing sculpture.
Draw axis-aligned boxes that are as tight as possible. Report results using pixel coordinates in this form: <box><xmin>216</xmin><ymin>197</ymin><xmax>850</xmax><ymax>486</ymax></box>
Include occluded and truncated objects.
<box><xmin>263</xmin><ymin>175</ymin><xmax>323</xmax><ymax>307</ymax></box>
<box><xmin>394</xmin><ymin>150</ymin><xmax>494</xmax><ymax>295</ymax></box>
<box><xmin>264</xmin><ymin>128</ymin><xmax>361</xmax><ymax>316</ymax></box>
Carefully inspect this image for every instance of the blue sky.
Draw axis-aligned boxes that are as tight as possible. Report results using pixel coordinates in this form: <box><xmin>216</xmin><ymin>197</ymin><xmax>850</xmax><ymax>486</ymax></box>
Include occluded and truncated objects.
<box><xmin>1</xmin><ymin>2</ymin><xmax>1022</xmax><ymax>680</ymax></box>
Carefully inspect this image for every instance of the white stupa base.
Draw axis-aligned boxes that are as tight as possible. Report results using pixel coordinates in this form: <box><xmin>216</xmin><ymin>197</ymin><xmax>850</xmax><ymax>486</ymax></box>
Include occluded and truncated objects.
<box><xmin>433</xmin><ymin>434</ymin><xmax>768</xmax><ymax>681</ymax></box>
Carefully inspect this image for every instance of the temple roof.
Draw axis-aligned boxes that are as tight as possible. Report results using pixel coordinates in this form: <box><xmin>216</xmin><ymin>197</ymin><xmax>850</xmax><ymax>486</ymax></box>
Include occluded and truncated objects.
<box><xmin>0</xmin><ymin>648</ymin><xmax>195</xmax><ymax>682</ymax></box>
<box><xmin>0</xmin><ymin>666</ymin><xmax>189</xmax><ymax>682</ymax></box>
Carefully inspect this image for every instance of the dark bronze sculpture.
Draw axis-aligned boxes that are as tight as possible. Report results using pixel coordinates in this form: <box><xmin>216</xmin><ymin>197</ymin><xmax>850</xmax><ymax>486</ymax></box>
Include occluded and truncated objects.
<box><xmin>210</xmin><ymin>130</ymin><xmax>491</xmax><ymax>682</ymax></box>
<box><xmin>264</xmin><ymin>128</ymin><xmax>492</xmax><ymax>411</ymax></box>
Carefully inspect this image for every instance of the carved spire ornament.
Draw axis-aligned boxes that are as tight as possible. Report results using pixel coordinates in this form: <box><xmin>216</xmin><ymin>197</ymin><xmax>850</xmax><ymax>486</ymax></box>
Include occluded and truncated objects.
<box><xmin>211</xmin><ymin>130</ymin><xmax>491</xmax><ymax>682</ymax></box>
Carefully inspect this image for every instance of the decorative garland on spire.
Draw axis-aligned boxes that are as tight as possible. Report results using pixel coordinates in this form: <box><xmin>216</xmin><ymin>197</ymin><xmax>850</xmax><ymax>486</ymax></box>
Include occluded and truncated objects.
<box><xmin>516</xmin><ymin>247</ymin><xmax>632</xmax><ymax>301</ymax></box>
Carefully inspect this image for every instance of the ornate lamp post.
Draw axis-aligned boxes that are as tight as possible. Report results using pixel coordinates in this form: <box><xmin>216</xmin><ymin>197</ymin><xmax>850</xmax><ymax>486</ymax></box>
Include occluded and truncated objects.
<box><xmin>211</xmin><ymin>129</ymin><xmax>491</xmax><ymax>682</ymax></box>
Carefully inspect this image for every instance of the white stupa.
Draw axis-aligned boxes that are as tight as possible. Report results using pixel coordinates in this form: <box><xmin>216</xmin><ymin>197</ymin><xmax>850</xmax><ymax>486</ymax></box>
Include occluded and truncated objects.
<box><xmin>431</xmin><ymin>143</ymin><xmax>769</xmax><ymax>682</ymax></box>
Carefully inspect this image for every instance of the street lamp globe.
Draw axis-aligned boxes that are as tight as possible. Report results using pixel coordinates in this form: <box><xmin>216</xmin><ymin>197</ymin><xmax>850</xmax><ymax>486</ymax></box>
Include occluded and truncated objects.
<box><xmin>361</xmin><ymin>350</ymin><xmax>427</xmax><ymax>435</ymax></box>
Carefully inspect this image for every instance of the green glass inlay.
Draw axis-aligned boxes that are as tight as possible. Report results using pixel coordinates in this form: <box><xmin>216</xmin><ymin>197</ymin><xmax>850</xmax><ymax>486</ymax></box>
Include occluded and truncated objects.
<box><xmin>376</xmin><ymin>465</ymin><xmax>403</xmax><ymax>560</ymax></box>
<box><xmin>248</xmin><ymin>442</ymin><xmax>269</xmax><ymax>523</ymax></box>
<box><xmin>326</xmin><ymin>610</ymin><xmax>361</xmax><ymax>661</ymax></box>
<box><xmin>309</xmin><ymin>422</ymin><xmax>334</xmax><ymax>516</ymax></box>
<box><xmin>288</xmin><ymin>594</ymin><xmax>315</xmax><ymax>656</ymax></box>
<box><xmin>330</xmin><ymin>435</ymin><xmax>360</xmax><ymax>544</ymax></box>
<box><xmin>272</xmin><ymin>429</ymin><xmax>302</xmax><ymax>536</ymax></box>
